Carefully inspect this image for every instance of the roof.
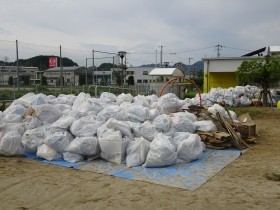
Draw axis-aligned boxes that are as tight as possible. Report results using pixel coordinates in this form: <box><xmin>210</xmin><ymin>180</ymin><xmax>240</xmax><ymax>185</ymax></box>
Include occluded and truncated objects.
<box><xmin>45</xmin><ymin>66</ymin><xmax>84</xmax><ymax>72</ymax></box>
<box><xmin>268</xmin><ymin>46</ymin><xmax>280</xmax><ymax>53</ymax></box>
<box><xmin>149</xmin><ymin>68</ymin><xmax>184</xmax><ymax>76</ymax></box>
<box><xmin>202</xmin><ymin>56</ymin><xmax>263</xmax><ymax>61</ymax></box>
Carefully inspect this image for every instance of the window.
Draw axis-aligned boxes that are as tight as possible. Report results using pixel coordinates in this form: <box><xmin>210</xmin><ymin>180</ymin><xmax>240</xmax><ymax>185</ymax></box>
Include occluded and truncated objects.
<box><xmin>143</xmin><ymin>71</ymin><xmax>148</xmax><ymax>75</ymax></box>
<box><xmin>137</xmin><ymin>79</ymin><xmax>142</xmax><ymax>83</ymax></box>
<box><xmin>67</xmin><ymin>79</ymin><xmax>71</xmax><ymax>83</ymax></box>
<box><xmin>143</xmin><ymin>80</ymin><xmax>148</xmax><ymax>83</ymax></box>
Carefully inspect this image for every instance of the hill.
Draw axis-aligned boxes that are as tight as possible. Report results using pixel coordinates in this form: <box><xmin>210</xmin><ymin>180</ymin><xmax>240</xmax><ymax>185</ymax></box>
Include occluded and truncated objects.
<box><xmin>0</xmin><ymin>55</ymin><xmax>78</xmax><ymax>71</ymax></box>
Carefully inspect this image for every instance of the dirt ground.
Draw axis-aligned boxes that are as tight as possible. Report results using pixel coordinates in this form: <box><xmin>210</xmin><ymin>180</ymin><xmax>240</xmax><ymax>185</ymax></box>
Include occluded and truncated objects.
<box><xmin>0</xmin><ymin>107</ymin><xmax>280</xmax><ymax>210</ymax></box>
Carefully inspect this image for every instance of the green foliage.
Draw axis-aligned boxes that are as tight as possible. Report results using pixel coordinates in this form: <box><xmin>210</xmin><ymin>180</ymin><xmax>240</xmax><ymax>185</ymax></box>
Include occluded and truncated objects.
<box><xmin>2</xmin><ymin>55</ymin><xmax>78</xmax><ymax>70</ymax></box>
<box><xmin>236</xmin><ymin>55</ymin><xmax>280</xmax><ymax>106</ymax></box>
<box><xmin>97</xmin><ymin>63</ymin><xmax>117</xmax><ymax>71</ymax></box>
<box><xmin>127</xmin><ymin>75</ymin><xmax>134</xmax><ymax>85</ymax></box>
<box><xmin>8</xmin><ymin>76</ymin><xmax>13</xmax><ymax>85</ymax></box>
<box><xmin>113</xmin><ymin>71</ymin><xmax>121</xmax><ymax>86</ymax></box>
<box><xmin>228</xmin><ymin>107</ymin><xmax>263</xmax><ymax>119</ymax></box>
<box><xmin>42</xmin><ymin>76</ymin><xmax>47</xmax><ymax>85</ymax></box>
<box><xmin>236</xmin><ymin>55</ymin><xmax>280</xmax><ymax>86</ymax></box>
<box><xmin>191</xmin><ymin>77</ymin><xmax>203</xmax><ymax>89</ymax></box>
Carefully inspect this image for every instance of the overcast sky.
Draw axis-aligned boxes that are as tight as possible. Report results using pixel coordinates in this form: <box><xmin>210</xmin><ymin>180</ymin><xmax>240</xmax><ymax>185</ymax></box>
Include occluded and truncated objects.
<box><xmin>1</xmin><ymin>0</ymin><xmax>280</xmax><ymax>67</ymax></box>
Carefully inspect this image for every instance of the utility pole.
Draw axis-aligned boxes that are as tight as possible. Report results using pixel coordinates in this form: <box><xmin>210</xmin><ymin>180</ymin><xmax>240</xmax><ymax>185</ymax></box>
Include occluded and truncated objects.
<box><xmin>188</xmin><ymin>57</ymin><xmax>193</xmax><ymax>78</ymax></box>
<box><xmin>159</xmin><ymin>45</ymin><xmax>165</xmax><ymax>67</ymax></box>
<box><xmin>155</xmin><ymin>50</ymin><xmax>157</xmax><ymax>68</ymax></box>
<box><xmin>92</xmin><ymin>50</ymin><xmax>94</xmax><ymax>85</ymax></box>
<box><xmin>215</xmin><ymin>44</ymin><xmax>223</xmax><ymax>57</ymax></box>
<box><xmin>60</xmin><ymin>45</ymin><xmax>63</xmax><ymax>90</ymax></box>
<box><xmin>16</xmin><ymin>40</ymin><xmax>20</xmax><ymax>90</ymax></box>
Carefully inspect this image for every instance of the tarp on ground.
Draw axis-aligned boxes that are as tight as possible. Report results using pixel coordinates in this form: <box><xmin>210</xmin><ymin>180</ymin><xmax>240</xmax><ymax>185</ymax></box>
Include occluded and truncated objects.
<box><xmin>25</xmin><ymin>149</ymin><xmax>243</xmax><ymax>190</ymax></box>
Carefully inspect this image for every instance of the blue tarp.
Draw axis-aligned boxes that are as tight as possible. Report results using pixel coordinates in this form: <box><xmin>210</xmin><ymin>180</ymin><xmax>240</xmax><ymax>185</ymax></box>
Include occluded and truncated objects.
<box><xmin>25</xmin><ymin>149</ymin><xmax>243</xmax><ymax>190</ymax></box>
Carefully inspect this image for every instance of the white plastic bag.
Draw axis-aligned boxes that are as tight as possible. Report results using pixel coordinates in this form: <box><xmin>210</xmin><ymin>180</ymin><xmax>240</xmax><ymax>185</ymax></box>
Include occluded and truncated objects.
<box><xmin>50</xmin><ymin>116</ymin><xmax>76</xmax><ymax>132</ymax></box>
<box><xmin>126</xmin><ymin>137</ymin><xmax>150</xmax><ymax>167</ymax></box>
<box><xmin>171</xmin><ymin>112</ymin><xmax>196</xmax><ymax>133</ymax></box>
<box><xmin>132</xmin><ymin>121</ymin><xmax>158</xmax><ymax>142</ymax></box>
<box><xmin>70</xmin><ymin>115</ymin><xmax>104</xmax><ymax>137</ymax></box>
<box><xmin>21</xmin><ymin>126</ymin><xmax>46</xmax><ymax>153</ymax></box>
<box><xmin>106</xmin><ymin>118</ymin><xmax>133</xmax><ymax>138</ymax></box>
<box><xmin>177</xmin><ymin>134</ymin><xmax>205</xmax><ymax>163</ymax></box>
<box><xmin>66</xmin><ymin>136</ymin><xmax>100</xmax><ymax>156</ymax></box>
<box><xmin>157</xmin><ymin>93</ymin><xmax>183</xmax><ymax>114</ymax></box>
<box><xmin>32</xmin><ymin>104</ymin><xmax>62</xmax><ymax>124</ymax></box>
<box><xmin>0</xmin><ymin>131</ymin><xmax>25</xmax><ymax>156</ymax></box>
<box><xmin>62</xmin><ymin>152</ymin><xmax>84</xmax><ymax>163</ymax></box>
<box><xmin>37</xmin><ymin>144</ymin><xmax>62</xmax><ymax>161</ymax></box>
<box><xmin>194</xmin><ymin>120</ymin><xmax>218</xmax><ymax>132</ymax></box>
<box><xmin>1</xmin><ymin>114</ymin><xmax>23</xmax><ymax>123</ymax></box>
<box><xmin>98</xmin><ymin>129</ymin><xmax>130</xmax><ymax>164</ymax></box>
<box><xmin>43</xmin><ymin>131</ymin><xmax>74</xmax><ymax>153</ymax></box>
<box><xmin>152</xmin><ymin>114</ymin><xmax>171</xmax><ymax>132</ymax></box>
<box><xmin>143</xmin><ymin>133</ymin><xmax>177</xmax><ymax>168</ymax></box>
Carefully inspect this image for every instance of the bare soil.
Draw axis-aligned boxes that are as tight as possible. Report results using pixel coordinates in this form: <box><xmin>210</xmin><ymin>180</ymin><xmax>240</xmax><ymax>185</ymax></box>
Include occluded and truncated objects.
<box><xmin>1</xmin><ymin>107</ymin><xmax>280</xmax><ymax>210</ymax></box>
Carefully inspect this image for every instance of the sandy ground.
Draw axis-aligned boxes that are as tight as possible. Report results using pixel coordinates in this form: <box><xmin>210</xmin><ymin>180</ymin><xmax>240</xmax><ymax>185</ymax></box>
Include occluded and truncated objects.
<box><xmin>1</xmin><ymin>107</ymin><xmax>280</xmax><ymax>210</ymax></box>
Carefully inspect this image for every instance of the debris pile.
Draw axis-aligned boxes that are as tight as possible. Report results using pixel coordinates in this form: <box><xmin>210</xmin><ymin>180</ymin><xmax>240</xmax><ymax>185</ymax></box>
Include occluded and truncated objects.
<box><xmin>0</xmin><ymin>91</ymin><xmax>256</xmax><ymax>167</ymax></box>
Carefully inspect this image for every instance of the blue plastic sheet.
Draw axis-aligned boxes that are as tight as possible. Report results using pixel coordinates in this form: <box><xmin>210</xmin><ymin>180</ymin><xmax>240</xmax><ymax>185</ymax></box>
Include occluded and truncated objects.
<box><xmin>25</xmin><ymin>149</ymin><xmax>243</xmax><ymax>190</ymax></box>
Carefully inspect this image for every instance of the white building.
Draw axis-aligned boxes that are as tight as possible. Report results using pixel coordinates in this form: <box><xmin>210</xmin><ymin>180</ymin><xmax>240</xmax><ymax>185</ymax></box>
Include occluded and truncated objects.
<box><xmin>0</xmin><ymin>66</ymin><xmax>39</xmax><ymax>85</ymax></box>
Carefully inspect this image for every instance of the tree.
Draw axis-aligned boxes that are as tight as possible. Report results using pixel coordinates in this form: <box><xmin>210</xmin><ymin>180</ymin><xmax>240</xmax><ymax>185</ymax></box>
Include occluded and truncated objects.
<box><xmin>127</xmin><ymin>75</ymin><xmax>134</xmax><ymax>85</ymax></box>
<box><xmin>42</xmin><ymin>76</ymin><xmax>47</xmax><ymax>85</ymax></box>
<box><xmin>236</xmin><ymin>55</ymin><xmax>280</xmax><ymax>106</ymax></box>
<box><xmin>8</xmin><ymin>76</ymin><xmax>13</xmax><ymax>85</ymax></box>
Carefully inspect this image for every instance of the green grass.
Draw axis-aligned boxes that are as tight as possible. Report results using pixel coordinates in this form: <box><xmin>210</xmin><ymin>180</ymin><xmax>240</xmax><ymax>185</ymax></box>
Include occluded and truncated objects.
<box><xmin>265</xmin><ymin>173</ymin><xmax>280</xmax><ymax>181</ymax></box>
<box><xmin>228</xmin><ymin>107</ymin><xmax>264</xmax><ymax>119</ymax></box>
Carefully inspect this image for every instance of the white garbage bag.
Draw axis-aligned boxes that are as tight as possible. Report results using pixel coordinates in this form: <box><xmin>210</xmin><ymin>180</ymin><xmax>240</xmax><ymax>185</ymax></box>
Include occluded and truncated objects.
<box><xmin>99</xmin><ymin>92</ymin><xmax>117</xmax><ymax>103</ymax></box>
<box><xmin>126</xmin><ymin>137</ymin><xmax>150</xmax><ymax>167</ymax></box>
<box><xmin>153</xmin><ymin>114</ymin><xmax>171</xmax><ymax>132</ymax></box>
<box><xmin>32</xmin><ymin>104</ymin><xmax>62</xmax><ymax>124</ymax></box>
<box><xmin>23</xmin><ymin>116</ymin><xmax>43</xmax><ymax>130</ymax></box>
<box><xmin>194</xmin><ymin>120</ymin><xmax>218</xmax><ymax>132</ymax></box>
<box><xmin>66</xmin><ymin>136</ymin><xmax>100</xmax><ymax>156</ymax></box>
<box><xmin>37</xmin><ymin>144</ymin><xmax>62</xmax><ymax>161</ymax></box>
<box><xmin>3</xmin><ymin>104</ymin><xmax>26</xmax><ymax>115</ymax></box>
<box><xmin>117</xmin><ymin>105</ymin><xmax>150</xmax><ymax>122</ymax></box>
<box><xmin>106</xmin><ymin>118</ymin><xmax>133</xmax><ymax>138</ymax></box>
<box><xmin>133</xmin><ymin>95</ymin><xmax>150</xmax><ymax>107</ymax></box>
<box><xmin>176</xmin><ymin>134</ymin><xmax>205</xmax><ymax>163</ymax></box>
<box><xmin>143</xmin><ymin>133</ymin><xmax>177</xmax><ymax>168</ymax></box>
<box><xmin>98</xmin><ymin>129</ymin><xmax>129</xmax><ymax>164</ymax></box>
<box><xmin>132</xmin><ymin>121</ymin><xmax>158</xmax><ymax>142</ymax></box>
<box><xmin>50</xmin><ymin>116</ymin><xmax>76</xmax><ymax>132</ymax></box>
<box><xmin>0</xmin><ymin>131</ymin><xmax>25</xmax><ymax>156</ymax></box>
<box><xmin>62</xmin><ymin>152</ymin><xmax>84</xmax><ymax>163</ymax></box>
<box><xmin>157</xmin><ymin>93</ymin><xmax>183</xmax><ymax>114</ymax></box>
<box><xmin>70</xmin><ymin>115</ymin><xmax>104</xmax><ymax>137</ymax></box>
<box><xmin>170</xmin><ymin>112</ymin><xmax>196</xmax><ymax>133</ymax></box>
<box><xmin>97</xmin><ymin>105</ymin><xmax>120</xmax><ymax>121</ymax></box>
<box><xmin>0</xmin><ymin>123</ymin><xmax>25</xmax><ymax>138</ymax></box>
<box><xmin>116</xmin><ymin>93</ymin><xmax>134</xmax><ymax>105</ymax></box>
<box><xmin>43</xmin><ymin>131</ymin><xmax>74</xmax><ymax>153</ymax></box>
<box><xmin>1</xmin><ymin>114</ymin><xmax>23</xmax><ymax>123</ymax></box>
<box><xmin>21</xmin><ymin>126</ymin><xmax>46</xmax><ymax>153</ymax></box>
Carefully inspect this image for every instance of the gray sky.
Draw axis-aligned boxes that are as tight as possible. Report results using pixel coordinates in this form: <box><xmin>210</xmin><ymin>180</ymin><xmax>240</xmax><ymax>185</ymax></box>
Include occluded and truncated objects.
<box><xmin>1</xmin><ymin>0</ymin><xmax>280</xmax><ymax>67</ymax></box>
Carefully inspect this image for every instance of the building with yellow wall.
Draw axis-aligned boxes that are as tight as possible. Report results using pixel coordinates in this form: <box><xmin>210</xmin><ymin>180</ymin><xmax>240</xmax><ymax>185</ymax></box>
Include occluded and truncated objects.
<box><xmin>202</xmin><ymin>57</ymin><xmax>261</xmax><ymax>93</ymax></box>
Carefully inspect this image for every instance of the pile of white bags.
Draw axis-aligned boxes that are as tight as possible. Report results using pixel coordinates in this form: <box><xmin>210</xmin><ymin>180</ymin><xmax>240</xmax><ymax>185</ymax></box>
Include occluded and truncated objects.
<box><xmin>2</xmin><ymin>89</ymin><xmax>246</xmax><ymax>168</ymax></box>
<box><xmin>188</xmin><ymin>85</ymin><xmax>261</xmax><ymax>107</ymax></box>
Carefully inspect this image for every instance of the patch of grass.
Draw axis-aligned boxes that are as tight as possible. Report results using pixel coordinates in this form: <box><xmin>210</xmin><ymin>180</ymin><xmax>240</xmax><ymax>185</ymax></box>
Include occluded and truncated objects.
<box><xmin>228</xmin><ymin>107</ymin><xmax>264</xmax><ymax>119</ymax></box>
<box><xmin>265</xmin><ymin>173</ymin><xmax>280</xmax><ymax>181</ymax></box>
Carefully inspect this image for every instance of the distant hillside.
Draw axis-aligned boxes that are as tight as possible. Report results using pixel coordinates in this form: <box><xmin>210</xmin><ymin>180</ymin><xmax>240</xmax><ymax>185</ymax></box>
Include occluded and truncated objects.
<box><xmin>0</xmin><ymin>55</ymin><xmax>78</xmax><ymax>71</ymax></box>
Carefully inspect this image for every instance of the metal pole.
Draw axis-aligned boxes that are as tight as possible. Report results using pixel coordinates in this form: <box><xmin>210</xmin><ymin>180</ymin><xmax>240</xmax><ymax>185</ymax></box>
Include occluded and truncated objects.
<box><xmin>16</xmin><ymin>40</ymin><xmax>20</xmax><ymax>90</ymax></box>
<box><xmin>60</xmin><ymin>45</ymin><xmax>63</xmax><ymax>90</ymax></box>
<box><xmin>86</xmin><ymin>58</ymin><xmax>88</xmax><ymax>86</ymax></box>
<box><xmin>92</xmin><ymin>50</ymin><xmax>94</xmax><ymax>85</ymax></box>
